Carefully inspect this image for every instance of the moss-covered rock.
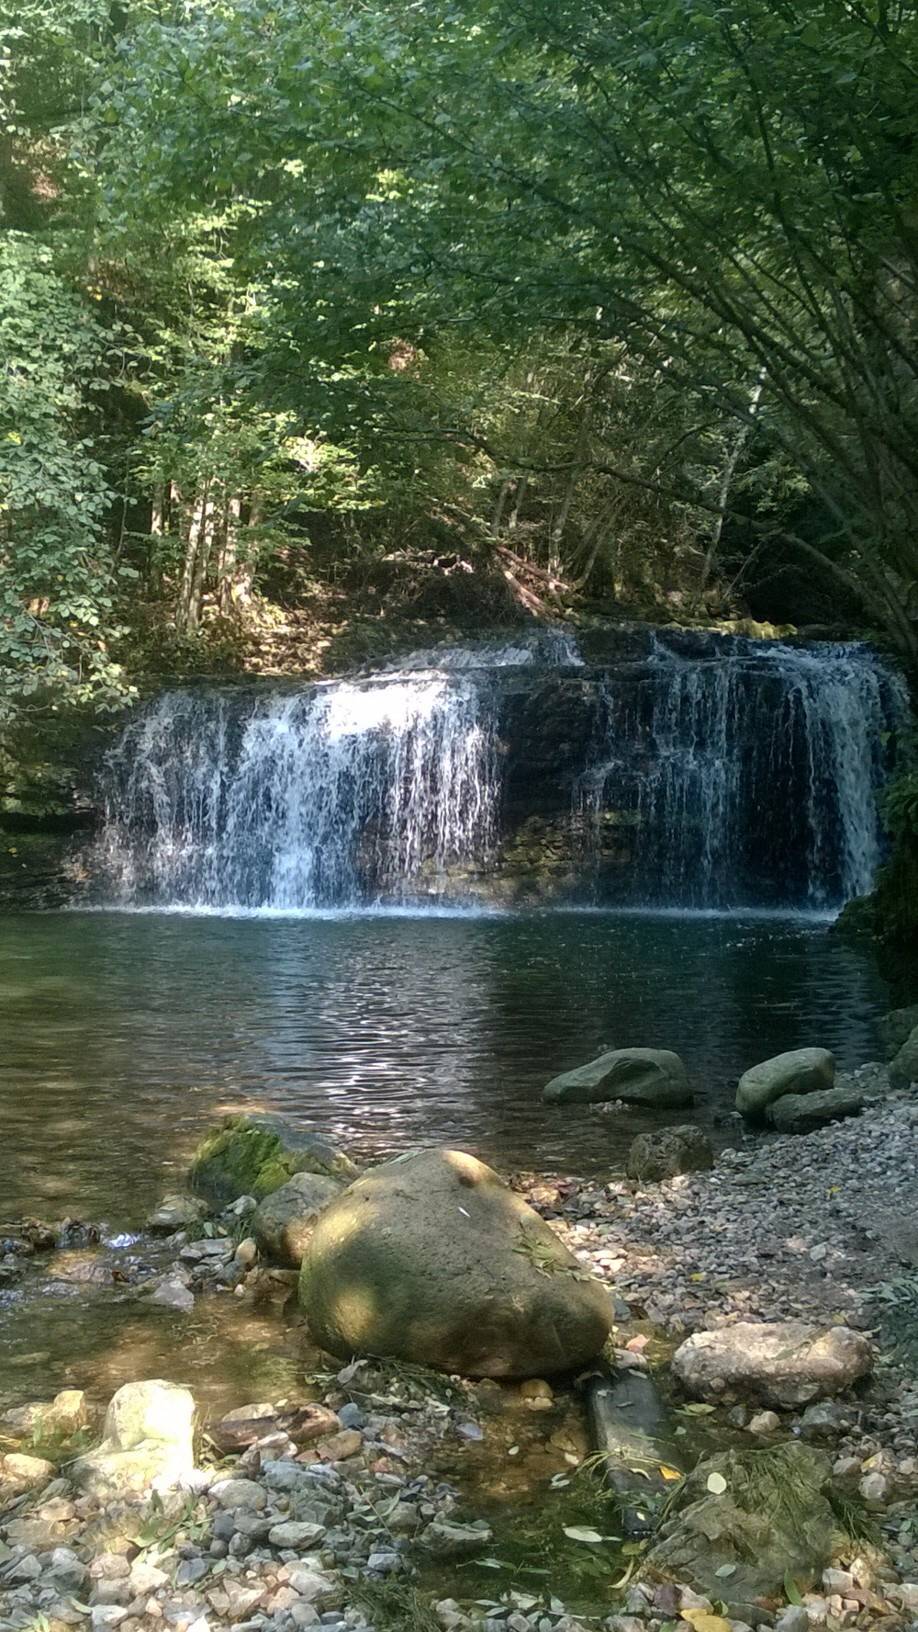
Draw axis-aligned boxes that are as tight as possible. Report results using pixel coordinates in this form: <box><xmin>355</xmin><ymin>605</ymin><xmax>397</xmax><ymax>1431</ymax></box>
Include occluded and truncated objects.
<box><xmin>299</xmin><ymin>1147</ymin><xmax>613</xmax><ymax>1378</ymax></box>
<box><xmin>647</xmin><ymin>1443</ymin><xmax>839</xmax><ymax>1613</ymax></box>
<box><xmin>189</xmin><ymin>1115</ymin><xmax>359</xmax><ymax>1204</ymax></box>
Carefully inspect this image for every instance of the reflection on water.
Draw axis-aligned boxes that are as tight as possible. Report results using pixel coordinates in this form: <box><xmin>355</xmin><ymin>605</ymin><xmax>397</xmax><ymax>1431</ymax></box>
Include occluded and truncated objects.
<box><xmin>0</xmin><ymin>908</ymin><xmax>891</xmax><ymax>1227</ymax></box>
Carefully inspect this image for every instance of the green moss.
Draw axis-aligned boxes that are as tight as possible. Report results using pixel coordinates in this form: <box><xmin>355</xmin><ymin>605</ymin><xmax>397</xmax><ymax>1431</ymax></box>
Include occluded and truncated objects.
<box><xmin>189</xmin><ymin>1115</ymin><xmax>358</xmax><ymax>1204</ymax></box>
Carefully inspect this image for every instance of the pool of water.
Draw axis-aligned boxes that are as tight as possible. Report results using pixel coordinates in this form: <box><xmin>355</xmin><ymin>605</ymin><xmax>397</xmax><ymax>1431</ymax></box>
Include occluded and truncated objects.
<box><xmin>0</xmin><ymin>905</ymin><xmax>892</xmax><ymax>1228</ymax></box>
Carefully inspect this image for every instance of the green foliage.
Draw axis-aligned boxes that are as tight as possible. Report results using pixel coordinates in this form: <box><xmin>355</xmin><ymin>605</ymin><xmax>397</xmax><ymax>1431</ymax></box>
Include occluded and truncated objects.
<box><xmin>0</xmin><ymin>234</ymin><xmax>130</xmax><ymax>719</ymax></box>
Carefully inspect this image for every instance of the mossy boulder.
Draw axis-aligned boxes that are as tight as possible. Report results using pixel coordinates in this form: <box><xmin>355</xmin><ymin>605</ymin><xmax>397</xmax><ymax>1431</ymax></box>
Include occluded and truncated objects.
<box><xmin>647</xmin><ymin>1443</ymin><xmax>838</xmax><ymax>1613</ymax></box>
<box><xmin>543</xmin><ymin>1048</ymin><xmax>692</xmax><ymax>1108</ymax></box>
<box><xmin>626</xmin><ymin>1125</ymin><xmax>713</xmax><ymax>1182</ymax></box>
<box><xmin>299</xmin><ymin>1147</ymin><xmax>612</xmax><ymax>1378</ymax></box>
<box><xmin>889</xmin><ymin>1025</ymin><xmax>918</xmax><ymax>1089</ymax></box>
<box><xmin>736</xmin><ymin>1047</ymin><xmax>834</xmax><ymax>1118</ymax></box>
<box><xmin>189</xmin><ymin>1115</ymin><xmax>359</xmax><ymax>1205</ymax></box>
<box><xmin>879</xmin><ymin>1004</ymin><xmax>918</xmax><ymax>1060</ymax></box>
<box><xmin>767</xmin><ymin>1084</ymin><xmax>865</xmax><ymax>1133</ymax></box>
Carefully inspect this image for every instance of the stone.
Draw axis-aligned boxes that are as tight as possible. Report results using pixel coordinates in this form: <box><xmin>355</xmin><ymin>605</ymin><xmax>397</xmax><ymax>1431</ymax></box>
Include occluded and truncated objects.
<box><xmin>889</xmin><ymin>1026</ymin><xmax>918</xmax><ymax>1089</ymax></box>
<box><xmin>879</xmin><ymin>1004</ymin><xmax>918</xmax><ymax>1059</ymax></box>
<box><xmin>317</xmin><ymin>1428</ymin><xmax>362</xmax><ymax>1460</ymax></box>
<box><xmin>189</xmin><ymin>1114</ymin><xmax>359</xmax><ymax>1205</ymax></box>
<box><xmin>285</xmin><ymin>1568</ymin><xmax>340</xmax><ymax>1607</ymax></box>
<box><xmin>146</xmin><ymin>1194</ymin><xmax>209</xmax><ymax>1234</ymax></box>
<box><xmin>736</xmin><ymin>1048</ymin><xmax>835</xmax><ymax>1118</ymax></box>
<box><xmin>648</xmin><ymin>1443</ymin><xmax>836</xmax><ymax>1610</ymax></box>
<box><xmin>0</xmin><ymin>1451</ymin><xmax>54</xmax><ymax>1490</ymax></box>
<box><xmin>747</xmin><ymin>1410</ymin><xmax>781</xmax><ymax>1435</ymax></box>
<box><xmin>72</xmin><ymin>1379</ymin><xmax>195</xmax><ymax>1497</ymax></box>
<box><xmin>210</xmin><ymin>1476</ymin><xmax>267</xmax><ymax>1509</ymax></box>
<box><xmin>799</xmin><ymin>1401</ymin><xmax>852</xmax><ymax>1440</ymax></box>
<box><xmin>543</xmin><ymin>1048</ymin><xmax>692</xmax><ymax>1107</ymax></box>
<box><xmin>672</xmin><ymin>1321</ymin><xmax>872</xmax><ymax>1407</ymax></box>
<box><xmin>234</xmin><ymin>1236</ymin><xmax>258</xmax><ymax>1267</ymax></box>
<box><xmin>626</xmin><ymin>1125</ymin><xmax>714</xmax><ymax>1182</ymax></box>
<box><xmin>299</xmin><ymin>1147</ymin><xmax>612</xmax><ymax>1378</ymax></box>
<box><xmin>774</xmin><ymin>1611</ymin><xmax>810</xmax><ymax>1632</ymax></box>
<box><xmin>859</xmin><ymin>1470</ymin><xmax>888</xmax><ymax>1504</ymax></box>
<box><xmin>251</xmin><ymin>1172</ymin><xmax>344</xmax><ymax>1267</ymax></box>
<box><xmin>268</xmin><ymin>1520</ymin><xmax>325</xmax><ymax>1548</ymax></box>
<box><xmin>767</xmin><ymin>1085</ymin><xmax>864</xmax><ymax>1133</ymax></box>
<box><xmin>149</xmin><ymin>1276</ymin><xmax>195</xmax><ymax>1313</ymax></box>
<box><xmin>421</xmin><ymin>1518</ymin><xmax>494</xmax><ymax>1559</ymax></box>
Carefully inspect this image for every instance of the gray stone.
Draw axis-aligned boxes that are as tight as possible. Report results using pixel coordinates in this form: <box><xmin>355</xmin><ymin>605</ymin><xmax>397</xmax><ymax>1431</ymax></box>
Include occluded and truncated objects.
<box><xmin>146</xmin><ymin>1194</ymin><xmax>209</xmax><ymax>1234</ymax></box>
<box><xmin>799</xmin><ymin>1401</ymin><xmax>852</xmax><ymax>1440</ymax></box>
<box><xmin>543</xmin><ymin>1048</ymin><xmax>692</xmax><ymax>1108</ymax></box>
<box><xmin>210</xmin><ymin>1476</ymin><xmax>267</xmax><ymax>1510</ymax></box>
<box><xmin>299</xmin><ymin>1147</ymin><xmax>612</xmax><ymax>1378</ymax></box>
<box><xmin>252</xmin><ymin>1172</ymin><xmax>344</xmax><ymax>1268</ymax></box>
<box><xmin>268</xmin><ymin>1520</ymin><xmax>325</xmax><ymax>1549</ymax></box>
<box><xmin>767</xmin><ymin>1084</ymin><xmax>864</xmax><ymax>1133</ymax></box>
<box><xmin>626</xmin><ymin>1125</ymin><xmax>713</xmax><ymax>1182</ymax></box>
<box><xmin>149</xmin><ymin>1276</ymin><xmax>195</xmax><ymax>1313</ymax></box>
<box><xmin>421</xmin><ymin>1518</ymin><xmax>494</xmax><ymax>1559</ymax></box>
<box><xmin>672</xmin><ymin>1321</ymin><xmax>872</xmax><ymax>1407</ymax></box>
<box><xmin>736</xmin><ymin>1049</ymin><xmax>834</xmax><ymax>1118</ymax></box>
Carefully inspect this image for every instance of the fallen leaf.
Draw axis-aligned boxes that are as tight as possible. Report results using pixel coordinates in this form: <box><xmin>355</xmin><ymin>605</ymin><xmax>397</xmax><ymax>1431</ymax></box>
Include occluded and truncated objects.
<box><xmin>714</xmin><ymin>1562</ymin><xmax>737</xmax><ymax>1578</ymax></box>
<box><xmin>706</xmin><ymin>1471</ymin><xmax>728</xmax><ymax>1495</ymax></box>
<box><xmin>784</xmin><ymin>1570</ymin><xmax>804</xmax><ymax>1606</ymax></box>
<box><xmin>562</xmin><ymin>1525</ymin><xmax>604</xmax><ymax>1544</ymax></box>
<box><xmin>659</xmin><ymin>1464</ymin><xmax>683</xmax><ymax>1481</ymax></box>
<box><xmin>681</xmin><ymin>1614</ymin><xmax>732</xmax><ymax>1632</ymax></box>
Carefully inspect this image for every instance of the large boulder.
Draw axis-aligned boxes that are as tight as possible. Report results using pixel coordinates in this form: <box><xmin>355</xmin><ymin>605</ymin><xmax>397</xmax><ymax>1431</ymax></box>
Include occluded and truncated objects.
<box><xmin>251</xmin><ymin>1172</ymin><xmax>344</xmax><ymax>1266</ymax></box>
<box><xmin>735</xmin><ymin>1047</ymin><xmax>834</xmax><ymax>1118</ymax></box>
<box><xmin>673</xmin><ymin>1321</ymin><xmax>872</xmax><ymax>1408</ymax></box>
<box><xmin>543</xmin><ymin>1048</ymin><xmax>692</xmax><ymax>1108</ymax></box>
<box><xmin>767</xmin><ymin>1083</ymin><xmax>865</xmax><ymax>1133</ymax></box>
<box><xmin>879</xmin><ymin>1004</ymin><xmax>918</xmax><ymax>1060</ymax></box>
<box><xmin>189</xmin><ymin>1115</ymin><xmax>359</xmax><ymax>1204</ymax></box>
<box><xmin>647</xmin><ymin>1443</ymin><xmax>837</xmax><ymax>1613</ymax></box>
<box><xmin>626</xmin><ymin>1125</ymin><xmax>713</xmax><ymax>1182</ymax></box>
<box><xmin>72</xmin><ymin>1380</ymin><xmax>195</xmax><ymax>1497</ymax></box>
<box><xmin>299</xmin><ymin>1147</ymin><xmax>612</xmax><ymax>1378</ymax></box>
<box><xmin>889</xmin><ymin>1025</ymin><xmax>918</xmax><ymax>1089</ymax></box>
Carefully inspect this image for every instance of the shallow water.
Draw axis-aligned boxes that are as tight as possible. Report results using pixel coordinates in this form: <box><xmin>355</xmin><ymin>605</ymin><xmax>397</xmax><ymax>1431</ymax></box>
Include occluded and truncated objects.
<box><xmin>0</xmin><ymin>905</ymin><xmax>891</xmax><ymax>1227</ymax></box>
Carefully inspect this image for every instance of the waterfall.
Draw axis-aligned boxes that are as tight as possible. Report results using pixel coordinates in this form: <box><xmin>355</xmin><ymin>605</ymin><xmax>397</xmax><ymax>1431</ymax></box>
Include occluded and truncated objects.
<box><xmin>574</xmin><ymin>636</ymin><xmax>908</xmax><ymax>908</ymax></box>
<box><xmin>99</xmin><ymin>677</ymin><xmax>499</xmax><ymax>909</ymax></box>
<box><xmin>96</xmin><ymin>629</ymin><xmax>908</xmax><ymax>913</ymax></box>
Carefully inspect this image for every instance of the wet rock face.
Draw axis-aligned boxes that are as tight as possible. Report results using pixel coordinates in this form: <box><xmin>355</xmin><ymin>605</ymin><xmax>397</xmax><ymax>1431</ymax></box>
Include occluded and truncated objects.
<box><xmin>299</xmin><ymin>1147</ymin><xmax>613</xmax><ymax>1378</ymax></box>
<box><xmin>672</xmin><ymin>1321</ymin><xmax>873</xmax><ymax>1408</ymax></box>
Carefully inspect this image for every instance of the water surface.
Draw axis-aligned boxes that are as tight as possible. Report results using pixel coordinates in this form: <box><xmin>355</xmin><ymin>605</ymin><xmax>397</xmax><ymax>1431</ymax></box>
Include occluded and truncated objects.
<box><xmin>0</xmin><ymin>907</ymin><xmax>890</xmax><ymax>1225</ymax></box>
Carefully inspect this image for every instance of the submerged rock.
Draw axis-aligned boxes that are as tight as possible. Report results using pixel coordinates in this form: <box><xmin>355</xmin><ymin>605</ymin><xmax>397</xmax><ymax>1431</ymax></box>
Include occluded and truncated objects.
<box><xmin>72</xmin><ymin>1379</ymin><xmax>195</xmax><ymax>1497</ymax></box>
<box><xmin>189</xmin><ymin>1114</ymin><xmax>359</xmax><ymax>1204</ymax></box>
<box><xmin>647</xmin><ymin>1443</ymin><xmax>837</xmax><ymax>1609</ymax></box>
<box><xmin>251</xmin><ymin>1170</ymin><xmax>344</xmax><ymax>1266</ymax></box>
<box><xmin>736</xmin><ymin>1047</ymin><xmax>835</xmax><ymax>1118</ymax></box>
<box><xmin>767</xmin><ymin>1083</ymin><xmax>865</xmax><ymax>1133</ymax></box>
<box><xmin>626</xmin><ymin>1125</ymin><xmax>713</xmax><ymax>1181</ymax></box>
<box><xmin>543</xmin><ymin>1048</ymin><xmax>692</xmax><ymax>1107</ymax></box>
<box><xmin>299</xmin><ymin>1146</ymin><xmax>612</xmax><ymax>1377</ymax></box>
<box><xmin>673</xmin><ymin>1320</ymin><xmax>872</xmax><ymax>1407</ymax></box>
<box><xmin>583</xmin><ymin>1363</ymin><xmax>682</xmax><ymax>1535</ymax></box>
<box><xmin>889</xmin><ymin>1025</ymin><xmax>918</xmax><ymax>1088</ymax></box>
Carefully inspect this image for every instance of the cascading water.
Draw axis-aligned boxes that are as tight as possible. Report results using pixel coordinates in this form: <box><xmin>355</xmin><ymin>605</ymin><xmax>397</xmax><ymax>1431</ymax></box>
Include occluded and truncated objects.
<box><xmin>96</xmin><ymin>628</ymin><xmax>908</xmax><ymax>913</ymax></box>
<box><xmin>100</xmin><ymin>676</ymin><xmax>499</xmax><ymax>909</ymax></box>
<box><xmin>574</xmin><ymin>636</ymin><xmax>908</xmax><ymax>908</ymax></box>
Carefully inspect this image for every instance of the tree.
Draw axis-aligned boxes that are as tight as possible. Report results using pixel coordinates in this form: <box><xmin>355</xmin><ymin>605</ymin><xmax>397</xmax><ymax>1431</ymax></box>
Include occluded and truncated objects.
<box><xmin>102</xmin><ymin>0</ymin><xmax>918</xmax><ymax>656</ymax></box>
